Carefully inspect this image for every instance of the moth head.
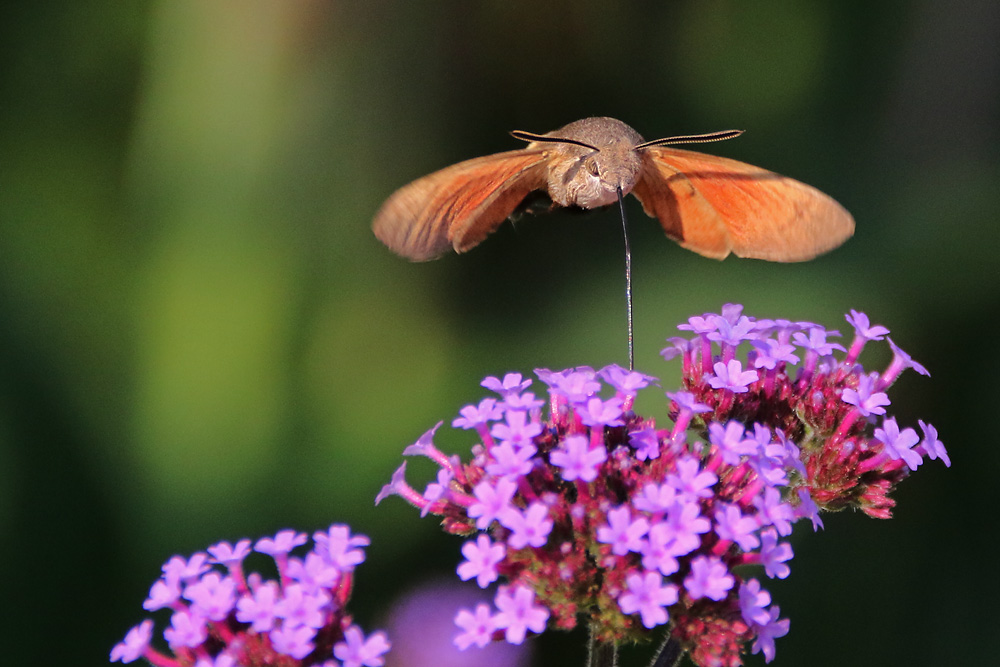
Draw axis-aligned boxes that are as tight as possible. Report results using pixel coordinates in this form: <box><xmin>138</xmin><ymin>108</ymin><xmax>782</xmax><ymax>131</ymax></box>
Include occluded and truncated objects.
<box><xmin>511</xmin><ymin>130</ymin><xmax>641</xmax><ymax>208</ymax></box>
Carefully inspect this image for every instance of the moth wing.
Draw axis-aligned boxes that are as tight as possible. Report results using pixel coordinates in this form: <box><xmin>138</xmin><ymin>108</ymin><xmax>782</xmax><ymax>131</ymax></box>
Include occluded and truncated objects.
<box><xmin>372</xmin><ymin>149</ymin><xmax>549</xmax><ymax>261</ymax></box>
<box><xmin>631</xmin><ymin>147</ymin><xmax>854</xmax><ymax>262</ymax></box>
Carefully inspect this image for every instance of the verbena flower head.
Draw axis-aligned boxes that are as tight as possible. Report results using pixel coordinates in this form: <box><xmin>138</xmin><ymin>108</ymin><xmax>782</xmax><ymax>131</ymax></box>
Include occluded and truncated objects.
<box><xmin>111</xmin><ymin>524</ymin><xmax>390</xmax><ymax>667</ymax></box>
<box><xmin>377</xmin><ymin>305</ymin><xmax>947</xmax><ymax>667</ymax></box>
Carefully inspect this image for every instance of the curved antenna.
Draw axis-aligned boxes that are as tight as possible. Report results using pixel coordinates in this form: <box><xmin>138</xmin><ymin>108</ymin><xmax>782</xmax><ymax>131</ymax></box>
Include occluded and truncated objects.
<box><xmin>510</xmin><ymin>130</ymin><xmax>600</xmax><ymax>152</ymax></box>
<box><xmin>634</xmin><ymin>129</ymin><xmax>744</xmax><ymax>150</ymax></box>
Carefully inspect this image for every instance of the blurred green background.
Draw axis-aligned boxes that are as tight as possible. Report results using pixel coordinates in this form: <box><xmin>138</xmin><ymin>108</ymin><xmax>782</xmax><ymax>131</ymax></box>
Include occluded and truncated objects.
<box><xmin>1</xmin><ymin>1</ymin><xmax>996</xmax><ymax>665</ymax></box>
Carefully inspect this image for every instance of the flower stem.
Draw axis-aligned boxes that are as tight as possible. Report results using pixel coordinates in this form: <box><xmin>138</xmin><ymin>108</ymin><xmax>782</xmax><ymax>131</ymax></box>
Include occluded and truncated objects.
<box><xmin>650</xmin><ymin>633</ymin><xmax>684</xmax><ymax>667</ymax></box>
<box><xmin>587</xmin><ymin>627</ymin><xmax>618</xmax><ymax>667</ymax></box>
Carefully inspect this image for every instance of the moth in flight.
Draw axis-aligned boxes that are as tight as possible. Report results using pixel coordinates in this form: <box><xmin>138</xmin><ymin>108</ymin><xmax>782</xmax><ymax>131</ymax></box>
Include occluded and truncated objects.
<box><xmin>372</xmin><ymin>116</ymin><xmax>854</xmax><ymax>263</ymax></box>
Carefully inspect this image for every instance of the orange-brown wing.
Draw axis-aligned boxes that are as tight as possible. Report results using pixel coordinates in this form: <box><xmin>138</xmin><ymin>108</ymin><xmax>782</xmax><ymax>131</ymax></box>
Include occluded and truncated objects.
<box><xmin>372</xmin><ymin>149</ymin><xmax>549</xmax><ymax>261</ymax></box>
<box><xmin>631</xmin><ymin>146</ymin><xmax>854</xmax><ymax>262</ymax></box>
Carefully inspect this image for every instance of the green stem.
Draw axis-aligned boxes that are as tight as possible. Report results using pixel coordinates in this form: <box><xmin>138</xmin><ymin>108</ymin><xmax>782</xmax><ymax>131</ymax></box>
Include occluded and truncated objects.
<box><xmin>649</xmin><ymin>634</ymin><xmax>684</xmax><ymax>667</ymax></box>
<box><xmin>587</xmin><ymin>628</ymin><xmax>618</xmax><ymax>667</ymax></box>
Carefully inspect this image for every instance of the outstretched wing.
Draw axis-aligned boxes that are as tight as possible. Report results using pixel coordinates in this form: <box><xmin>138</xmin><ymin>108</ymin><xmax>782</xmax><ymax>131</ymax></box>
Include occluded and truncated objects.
<box><xmin>631</xmin><ymin>146</ymin><xmax>854</xmax><ymax>261</ymax></box>
<box><xmin>372</xmin><ymin>149</ymin><xmax>549</xmax><ymax>261</ymax></box>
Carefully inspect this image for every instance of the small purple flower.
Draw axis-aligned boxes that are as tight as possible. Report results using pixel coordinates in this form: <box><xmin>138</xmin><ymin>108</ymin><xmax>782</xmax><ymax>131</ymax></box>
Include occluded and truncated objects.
<box><xmin>708</xmin><ymin>421</ymin><xmax>756</xmax><ymax>466</ymax></box>
<box><xmin>500</xmin><ymin>502</ymin><xmax>553</xmax><ymax>550</ymax></box>
<box><xmin>744</xmin><ymin>422</ymin><xmax>772</xmax><ymax>452</ymax></box>
<box><xmin>792</xmin><ymin>327</ymin><xmax>845</xmax><ymax>357</ymax></box>
<box><xmin>236</xmin><ymin>580</ymin><xmax>280</xmax><ymax>631</ymax></box>
<box><xmin>402</xmin><ymin>422</ymin><xmax>446</xmax><ymax>462</ymax></box>
<box><xmin>795</xmin><ymin>488</ymin><xmax>824</xmax><ymax>531</ymax></box>
<box><xmin>881</xmin><ymin>337</ymin><xmax>930</xmax><ymax>387</ymax></box>
<box><xmin>754</xmin><ymin>487</ymin><xmax>796</xmax><ymax>537</ymax></box>
<box><xmin>633</xmin><ymin>482</ymin><xmax>678</xmax><ymax>514</ymax></box>
<box><xmin>752</xmin><ymin>338</ymin><xmax>799</xmax><ymax>369</ymax></box>
<box><xmin>774</xmin><ymin>430</ymin><xmax>807</xmax><ymax>478</ymax></box>
<box><xmin>719</xmin><ymin>303</ymin><xmax>744</xmax><ymax>323</ymax></box>
<box><xmin>666</xmin><ymin>456</ymin><xmax>717</xmax><ymax>500</ymax></box>
<box><xmin>577</xmin><ymin>396</ymin><xmax>625</xmax><ymax>427</ymax></box>
<box><xmin>454</xmin><ymin>603</ymin><xmax>499</xmax><ymax>650</ymax></box>
<box><xmin>846</xmin><ymin>310</ymin><xmax>889</xmax><ymax>341</ymax></box>
<box><xmin>256</xmin><ymin>530</ymin><xmax>308</xmax><ymax>557</ymax></box>
<box><xmin>453</xmin><ymin>399</ymin><xmax>504</xmax><ymax>429</ymax></box>
<box><xmin>291</xmin><ymin>565</ymin><xmax>337</xmax><ymax>594</ymax></box>
<box><xmin>660</xmin><ymin>500</ymin><xmax>710</xmax><ymax>557</ymax></box>
<box><xmin>468</xmin><ymin>478</ymin><xmax>518</xmax><ymax>530</ymax></box>
<box><xmin>618</xmin><ymin>571</ymin><xmax>679</xmax><ymax>629</ymax></box>
<box><xmin>738</xmin><ymin>578</ymin><xmax>772</xmax><ymax>626</ymax></box>
<box><xmin>269</xmin><ymin>623</ymin><xmax>317</xmax><ymax>660</ymax></box>
<box><xmin>714</xmin><ymin>503</ymin><xmax>761</xmax><ymax>551</ymax></box>
<box><xmin>550</xmin><ymin>434</ymin><xmax>607</xmax><ymax>482</ymax></box>
<box><xmin>678</xmin><ymin>314</ymin><xmax>721</xmax><ymax>335</ymax></box>
<box><xmin>666</xmin><ymin>391</ymin><xmax>711</xmax><ymax>415</ymax></box>
<box><xmin>746</xmin><ymin>426</ymin><xmax>790</xmax><ymax>487</ymax></box>
<box><xmin>482</xmin><ymin>373</ymin><xmax>532</xmax><ymax>397</ymax></box>
<box><xmin>423</xmin><ymin>468</ymin><xmax>454</xmax><ymax>504</ymax></box>
<box><xmin>163</xmin><ymin>609</ymin><xmax>207</xmax><ymax>649</ymax></box>
<box><xmin>162</xmin><ymin>553</ymin><xmax>210</xmax><ymax>584</ymax></box>
<box><xmin>375</xmin><ymin>462</ymin><xmax>430</xmax><ymax>511</ymax></box>
<box><xmin>599</xmin><ymin>364</ymin><xmax>657</xmax><ymax>395</ymax></box>
<box><xmin>183</xmin><ymin>571</ymin><xmax>237</xmax><ymax>621</ymax></box>
<box><xmin>708</xmin><ymin>359</ymin><xmax>758</xmax><ymax>393</ymax></box>
<box><xmin>707</xmin><ymin>314</ymin><xmax>756</xmax><ymax>348</ymax></box>
<box><xmin>540</xmin><ymin>367</ymin><xmax>601</xmax><ymax>403</ymax></box>
<box><xmin>750</xmin><ymin>605</ymin><xmax>790</xmax><ymax>663</ymax></box>
<box><xmin>273</xmin><ymin>583</ymin><xmax>331</xmax><ymax>629</ymax></box>
<box><xmin>875</xmin><ymin>417</ymin><xmax>923</xmax><ymax>471</ymax></box>
<box><xmin>143</xmin><ymin>577</ymin><xmax>181</xmax><ymax>611</ymax></box>
<box><xmin>485</xmin><ymin>441</ymin><xmax>537</xmax><ymax>479</ymax></box>
<box><xmin>841</xmin><ymin>373</ymin><xmax>891</xmax><ymax>417</ymax></box>
<box><xmin>684</xmin><ymin>555</ymin><xmax>734</xmax><ymax>601</ymax></box>
<box><xmin>458</xmin><ymin>535</ymin><xmax>506</xmax><ymax>588</ymax></box>
<box><xmin>628</xmin><ymin>427</ymin><xmax>661</xmax><ymax>462</ymax></box>
<box><xmin>493</xmin><ymin>585</ymin><xmax>550</xmax><ymax>645</ymax></box>
<box><xmin>315</xmin><ymin>524</ymin><xmax>370</xmax><ymax>571</ymax></box>
<box><xmin>917</xmin><ymin>420</ymin><xmax>950</xmax><ymax>467</ymax></box>
<box><xmin>639</xmin><ymin>524</ymin><xmax>680</xmax><ymax>576</ymax></box>
<box><xmin>758</xmin><ymin>529</ymin><xmax>793</xmax><ymax>579</ymax></box>
<box><xmin>597</xmin><ymin>506</ymin><xmax>649</xmax><ymax>556</ymax></box>
<box><xmin>490</xmin><ymin>410</ymin><xmax>542</xmax><ymax>450</ymax></box>
<box><xmin>334</xmin><ymin>625</ymin><xmax>391</xmax><ymax>667</ymax></box>
<box><xmin>110</xmin><ymin>620</ymin><xmax>152</xmax><ymax>663</ymax></box>
<box><xmin>207</xmin><ymin>539</ymin><xmax>252</xmax><ymax>567</ymax></box>
<box><xmin>503</xmin><ymin>391</ymin><xmax>544</xmax><ymax>411</ymax></box>
<box><xmin>660</xmin><ymin>336</ymin><xmax>690</xmax><ymax>361</ymax></box>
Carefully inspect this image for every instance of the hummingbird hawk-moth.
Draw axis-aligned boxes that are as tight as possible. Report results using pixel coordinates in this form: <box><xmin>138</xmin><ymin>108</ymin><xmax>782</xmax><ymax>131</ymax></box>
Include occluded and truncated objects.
<box><xmin>371</xmin><ymin>116</ymin><xmax>854</xmax><ymax>262</ymax></box>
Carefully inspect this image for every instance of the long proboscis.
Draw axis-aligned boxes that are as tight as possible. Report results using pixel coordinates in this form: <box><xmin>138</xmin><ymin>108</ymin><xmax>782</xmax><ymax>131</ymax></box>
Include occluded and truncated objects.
<box><xmin>617</xmin><ymin>185</ymin><xmax>634</xmax><ymax>372</ymax></box>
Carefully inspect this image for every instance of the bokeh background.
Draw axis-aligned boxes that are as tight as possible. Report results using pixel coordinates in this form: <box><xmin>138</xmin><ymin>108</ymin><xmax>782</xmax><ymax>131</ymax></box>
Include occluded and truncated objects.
<box><xmin>2</xmin><ymin>1</ymin><xmax>997</xmax><ymax>665</ymax></box>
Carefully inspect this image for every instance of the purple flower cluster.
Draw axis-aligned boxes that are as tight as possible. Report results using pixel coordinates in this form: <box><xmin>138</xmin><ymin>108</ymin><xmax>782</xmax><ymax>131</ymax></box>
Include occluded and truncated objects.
<box><xmin>377</xmin><ymin>305</ymin><xmax>947</xmax><ymax>666</ymax></box>
<box><xmin>111</xmin><ymin>525</ymin><xmax>390</xmax><ymax>667</ymax></box>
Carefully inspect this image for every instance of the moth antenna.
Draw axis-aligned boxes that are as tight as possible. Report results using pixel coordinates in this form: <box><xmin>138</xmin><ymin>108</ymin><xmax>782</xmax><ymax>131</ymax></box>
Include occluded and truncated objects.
<box><xmin>510</xmin><ymin>130</ymin><xmax>600</xmax><ymax>152</ymax></box>
<box><xmin>634</xmin><ymin>129</ymin><xmax>744</xmax><ymax>150</ymax></box>
<box><xmin>617</xmin><ymin>185</ymin><xmax>634</xmax><ymax>372</ymax></box>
